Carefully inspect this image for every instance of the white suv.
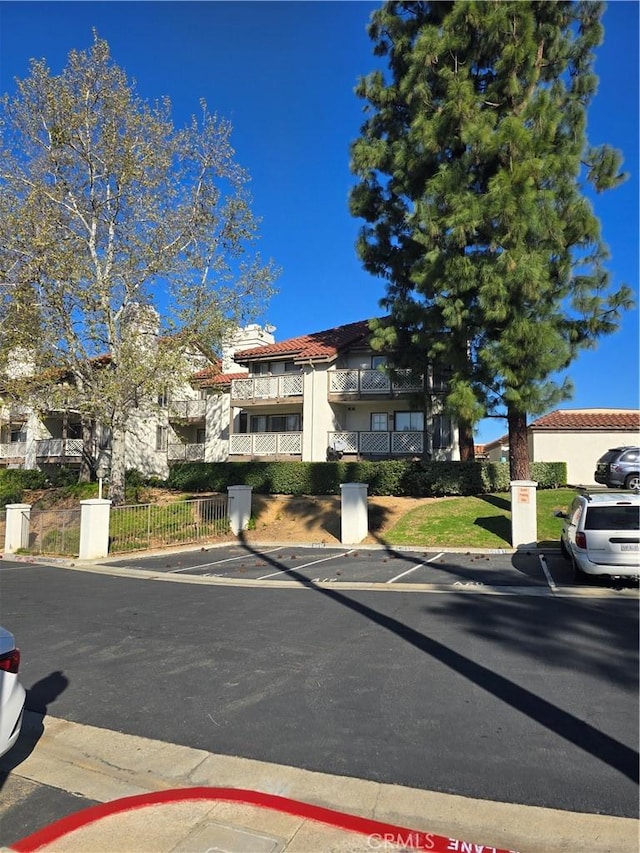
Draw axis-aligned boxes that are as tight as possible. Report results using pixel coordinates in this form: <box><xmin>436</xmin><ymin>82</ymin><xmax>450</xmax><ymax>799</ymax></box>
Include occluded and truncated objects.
<box><xmin>557</xmin><ymin>491</ymin><xmax>640</xmax><ymax>581</ymax></box>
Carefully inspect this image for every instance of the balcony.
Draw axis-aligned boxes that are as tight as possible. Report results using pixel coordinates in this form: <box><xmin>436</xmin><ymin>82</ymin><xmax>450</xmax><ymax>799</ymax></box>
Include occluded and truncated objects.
<box><xmin>229</xmin><ymin>432</ymin><xmax>302</xmax><ymax>457</ymax></box>
<box><xmin>230</xmin><ymin>374</ymin><xmax>303</xmax><ymax>404</ymax></box>
<box><xmin>36</xmin><ymin>438</ymin><xmax>84</xmax><ymax>460</ymax></box>
<box><xmin>328</xmin><ymin>431</ymin><xmax>424</xmax><ymax>457</ymax></box>
<box><xmin>167</xmin><ymin>442</ymin><xmax>205</xmax><ymax>462</ymax></box>
<box><xmin>168</xmin><ymin>400</ymin><xmax>207</xmax><ymax>422</ymax></box>
<box><xmin>0</xmin><ymin>442</ymin><xmax>27</xmax><ymax>461</ymax></box>
<box><xmin>328</xmin><ymin>369</ymin><xmax>424</xmax><ymax>399</ymax></box>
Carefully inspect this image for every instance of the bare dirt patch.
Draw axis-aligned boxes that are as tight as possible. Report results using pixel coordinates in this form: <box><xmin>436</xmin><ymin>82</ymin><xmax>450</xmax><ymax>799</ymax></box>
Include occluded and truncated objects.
<box><xmin>23</xmin><ymin>487</ymin><xmax>428</xmax><ymax>546</ymax></box>
<box><xmin>249</xmin><ymin>494</ymin><xmax>428</xmax><ymax>545</ymax></box>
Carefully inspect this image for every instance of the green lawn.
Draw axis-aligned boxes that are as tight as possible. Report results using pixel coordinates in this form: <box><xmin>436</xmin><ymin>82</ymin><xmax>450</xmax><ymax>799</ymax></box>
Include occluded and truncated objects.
<box><xmin>385</xmin><ymin>488</ymin><xmax>577</xmax><ymax>549</ymax></box>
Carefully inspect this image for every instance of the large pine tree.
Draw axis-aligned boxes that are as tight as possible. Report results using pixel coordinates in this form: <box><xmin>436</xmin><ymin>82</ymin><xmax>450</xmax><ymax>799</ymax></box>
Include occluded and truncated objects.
<box><xmin>350</xmin><ymin>0</ymin><xmax>633</xmax><ymax>479</ymax></box>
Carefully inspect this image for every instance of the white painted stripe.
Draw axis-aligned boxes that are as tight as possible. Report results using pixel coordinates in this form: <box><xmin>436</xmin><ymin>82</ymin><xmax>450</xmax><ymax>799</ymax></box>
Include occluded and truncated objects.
<box><xmin>539</xmin><ymin>554</ymin><xmax>558</xmax><ymax>592</ymax></box>
<box><xmin>257</xmin><ymin>550</ymin><xmax>354</xmax><ymax>579</ymax></box>
<box><xmin>170</xmin><ymin>546</ymin><xmax>285</xmax><ymax>574</ymax></box>
<box><xmin>387</xmin><ymin>552</ymin><xmax>445</xmax><ymax>583</ymax></box>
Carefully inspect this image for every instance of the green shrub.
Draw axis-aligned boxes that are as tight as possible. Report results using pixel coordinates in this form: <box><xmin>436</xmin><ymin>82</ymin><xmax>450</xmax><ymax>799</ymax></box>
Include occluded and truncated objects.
<box><xmin>43</xmin><ymin>467</ymin><xmax>78</xmax><ymax>488</ymax></box>
<box><xmin>0</xmin><ymin>482</ymin><xmax>23</xmax><ymax>508</ymax></box>
<box><xmin>168</xmin><ymin>458</ymin><xmax>567</xmax><ymax>498</ymax></box>
<box><xmin>0</xmin><ymin>468</ymin><xmax>49</xmax><ymax>489</ymax></box>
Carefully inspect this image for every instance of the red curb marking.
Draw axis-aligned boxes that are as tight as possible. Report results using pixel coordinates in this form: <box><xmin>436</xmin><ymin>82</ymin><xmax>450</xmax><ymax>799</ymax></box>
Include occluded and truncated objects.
<box><xmin>10</xmin><ymin>787</ymin><xmax>521</xmax><ymax>852</ymax></box>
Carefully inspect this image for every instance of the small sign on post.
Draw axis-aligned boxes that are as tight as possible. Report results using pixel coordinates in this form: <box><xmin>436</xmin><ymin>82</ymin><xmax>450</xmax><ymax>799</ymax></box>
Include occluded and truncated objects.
<box><xmin>510</xmin><ymin>480</ymin><xmax>538</xmax><ymax>548</ymax></box>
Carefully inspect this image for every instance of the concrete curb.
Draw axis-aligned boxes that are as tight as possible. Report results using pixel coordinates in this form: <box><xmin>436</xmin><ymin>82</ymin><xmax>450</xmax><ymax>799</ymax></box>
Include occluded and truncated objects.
<box><xmin>4</xmin><ymin>713</ymin><xmax>637</xmax><ymax>853</ymax></box>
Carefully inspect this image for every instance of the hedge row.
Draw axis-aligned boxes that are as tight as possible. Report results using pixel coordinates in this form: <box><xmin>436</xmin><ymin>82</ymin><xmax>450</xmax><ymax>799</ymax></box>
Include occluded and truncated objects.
<box><xmin>167</xmin><ymin>460</ymin><xmax>567</xmax><ymax>497</ymax></box>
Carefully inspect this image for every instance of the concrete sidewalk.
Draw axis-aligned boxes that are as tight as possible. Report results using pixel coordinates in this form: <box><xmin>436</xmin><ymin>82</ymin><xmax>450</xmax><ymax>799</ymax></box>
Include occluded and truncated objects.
<box><xmin>1</xmin><ymin>712</ymin><xmax>637</xmax><ymax>853</ymax></box>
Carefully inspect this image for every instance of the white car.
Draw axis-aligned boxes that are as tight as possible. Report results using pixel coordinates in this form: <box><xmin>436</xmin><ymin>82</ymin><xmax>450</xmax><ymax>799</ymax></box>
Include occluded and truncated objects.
<box><xmin>0</xmin><ymin>625</ymin><xmax>26</xmax><ymax>758</ymax></box>
<box><xmin>556</xmin><ymin>491</ymin><xmax>640</xmax><ymax>580</ymax></box>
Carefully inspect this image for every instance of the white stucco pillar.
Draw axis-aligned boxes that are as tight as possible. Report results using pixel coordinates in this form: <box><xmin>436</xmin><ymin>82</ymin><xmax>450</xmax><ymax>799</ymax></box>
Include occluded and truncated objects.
<box><xmin>228</xmin><ymin>485</ymin><xmax>253</xmax><ymax>535</ymax></box>
<box><xmin>510</xmin><ymin>480</ymin><xmax>538</xmax><ymax>548</ymax></box>
<box><xmin>79</xmin><ymin>499</ymin><xmax>112</xmax><ymax>560</ymax></box>
<box><xmin>4</xmin><ymin>503</ymin><xmax>31</xmax><ymax>554</ymax></box>
<box><xmin>340</xmin><ymin>482</ymin><xmax>368</xmax><ymax>545</ymax></box>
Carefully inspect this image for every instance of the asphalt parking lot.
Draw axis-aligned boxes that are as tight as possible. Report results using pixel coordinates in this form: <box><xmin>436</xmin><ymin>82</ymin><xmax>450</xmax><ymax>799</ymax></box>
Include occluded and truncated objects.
<box><xmin>106</xmin><ymin>544</ymin><xmax>638</xmax><ymax>593</ymax></box>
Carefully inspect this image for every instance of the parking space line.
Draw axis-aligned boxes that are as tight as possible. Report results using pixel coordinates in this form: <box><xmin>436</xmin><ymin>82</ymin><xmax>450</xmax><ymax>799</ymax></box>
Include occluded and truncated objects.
<box><xmin>169</xmin><ymin>547</ymin><xmax>285</xmax><ymax>574</ymax></box>
<box><xmin>387</xmin><ymin>552</ymin><xmax>445</xmax><ymax>583</ymax></box>
<box><xmin>257</xmin><ymin>550</ymin><xmax>355</xmax><ymax>579</ymax></box>
<box><xmin>538</xmin><ymin>554</ymin><xmax>558</xmax><ymax>593</ymax></box>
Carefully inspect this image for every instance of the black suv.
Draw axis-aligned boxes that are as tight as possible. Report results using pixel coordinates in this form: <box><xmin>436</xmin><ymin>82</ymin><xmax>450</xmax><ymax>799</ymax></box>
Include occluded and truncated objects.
<box><xmin>594</xmin><ymin>446</ymin><xmax>640</xmax><ymax>490</ymax></box>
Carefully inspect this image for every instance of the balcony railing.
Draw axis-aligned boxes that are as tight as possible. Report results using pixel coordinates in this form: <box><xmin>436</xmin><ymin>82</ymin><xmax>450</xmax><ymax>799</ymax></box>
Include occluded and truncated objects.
<box><xmin>168</xmin><ymin>399</ymin><xmax>207</xmax><ymax>420</ymax></box>
<box><xmin>167</xmin><ymin>442</ymin><xmax>205</xmax><ymax>462</ymax></box>
<box><xmin>229</xmin><ymin>432</ymin><xmax>302</xmax><ymax>456</ymax></box>
<box><xmin>0</xmin><ymin>442</ymin><xmax>27</xmax><ymax>459</ymax></box>
<box><xmin>328</xmin><ymin>369</ymin><xmax>424</xmax><ymax>396</ymax></box>
<box><xmin>328</xmin><ymin>431</ymin><xmax>424</xmax><ymax>456</ymax></box>
<box><xmin>231</xmin><ymin>374</ymin><xmax>304</xmax><ymax>402</ymax></box>
<box><xmin>36</xmin><ymin>438</ymin><xmax>84</xmax><ymax>458</ymax></box>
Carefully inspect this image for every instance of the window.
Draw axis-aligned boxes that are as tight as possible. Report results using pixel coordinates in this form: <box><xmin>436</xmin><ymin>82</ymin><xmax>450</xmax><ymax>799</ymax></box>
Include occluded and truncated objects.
<box><xmin>395</xmin><ymin>412</ymin><xmax>424</xmax><ymax>432</ymax></box>
<box><xmin>250</xmin><ymin>414</ymin><xmax>300</xmax><ymax>433</ymax></box>
<box><xmin>371</xmin><ymin>413</ymin><xmax>388</xmax><ymax>431</ymax></box>
<box><xmin>196</xmin><ymin>428</ymin><xmax>206</xmax><ymax>444</ymax></box>
<box><xmin>371</xmin><ymin>355</ymin><xmax>387</xmax><ymax>369</ymax></box>
<box><xmin>254</xmin><ymin>363</ymin><xmax>271</xmax><ymax>375</ymax></box>
<box><xmin>284</xmin><ymin>361</ymin><xmax>299</xmax><ymax>372</ymax></box>
<box><xmin>10</xmin><ymin>428</ymin><xmax>27</xmax><ymax>443</ymax></box>
<box><xmin>155</xmin><ymin>426</ymin><xmax>168</xmax><ymax>451</ymax></box>
<box><xmin>432</xmin><ymin>415</ymin><xmax>452</xmax><ymax>449</ymax></box>
<box><xmin>157</xmin><ymin>388</ymin><xmax>169</xmax><ymax>407</ymax></box>
<box><xmin>432</xmin><ymin>363</ymin><xmax>453</xmax><ymax>392</ymax></box>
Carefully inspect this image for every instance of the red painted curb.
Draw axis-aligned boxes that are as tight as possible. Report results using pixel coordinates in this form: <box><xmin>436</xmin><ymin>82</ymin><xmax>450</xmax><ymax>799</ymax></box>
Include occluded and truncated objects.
<box><xmin>9</xmin><ymin>786</ymin><xmax>521</xmax><ymax>853</ymax></box>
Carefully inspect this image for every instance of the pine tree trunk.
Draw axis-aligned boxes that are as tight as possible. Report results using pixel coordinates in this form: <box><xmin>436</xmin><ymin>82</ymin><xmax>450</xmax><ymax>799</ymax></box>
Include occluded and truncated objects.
<box><xmin>458</xmin><ymin>420</ymin><xmax>475</xmax><ymax>461</ymax></box>
<box><xmin>507</xmin><ymin>408</ymin><xmax>530</xmax><ymax>481</ymax></box>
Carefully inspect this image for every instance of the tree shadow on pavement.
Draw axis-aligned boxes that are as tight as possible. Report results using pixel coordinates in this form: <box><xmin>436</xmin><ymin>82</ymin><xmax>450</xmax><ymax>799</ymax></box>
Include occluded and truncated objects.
<box><xmin>0</xmin><ymin>670</ymin><xmax>69</xmax><ymax>793</ymax></box>
<box><xmin>237</xmin><ymin>530</ymin><xmax>638</xmax><ymax>786</ymax></box>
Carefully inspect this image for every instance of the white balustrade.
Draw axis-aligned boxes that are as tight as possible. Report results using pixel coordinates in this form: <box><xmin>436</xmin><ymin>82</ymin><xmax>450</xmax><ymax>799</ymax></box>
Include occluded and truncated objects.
<box><xmin>231</xmin><ymin>375</ymin><xmax>303</xmax><ymax>400</ymax></box>
<box><xmin>35</xmin><ymin>438</ymin><xmax>83</xmax><ymax>457</ymax></box>
<box><xmin>0</xmin><ymin>442</ymin><xmax>27</xmax><ymax>459</ymax></box>
<box><xmin>329</xmin><ymin>369</ymin><xmax>424</xmax><ymax>395</ymax></box>
<box><xmin>229</xmin><ymin>432</ymin><xmax>302</xmax><ymax>456</ymax></box>
<box><xmin>391</xmin><ymin>431</ymin><xmax>424</xmax><ymax>454</ymax></box>
<box><xmin>169</xmin><ymin>399</ymin><xmax>206</xmax><ymax>419</ymax></box>
<box><xmin>360</xmin><ymin>432</ymin><xmax>391</xmax><ymax>454</ymax></box>
<box><xmin>328</xmin><ymin>431</ymin><xmax>425</xmax><ymax>456</ymax></box>
<box><xmin>167</xmin><ymin>443</ymin><xmax>205</xmax><ymax>461</ymax></box>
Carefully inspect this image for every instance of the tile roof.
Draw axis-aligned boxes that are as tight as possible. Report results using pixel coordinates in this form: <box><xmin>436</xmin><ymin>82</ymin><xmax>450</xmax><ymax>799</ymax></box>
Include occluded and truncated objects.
<box><xmin>233</xmin><ymin>319</ymin><xmax>375</xmax><ymax>363</ymax></box>
<box><xmin>529</xmin><ymin>409</ymin><xmax>640</xmax><ymax>431</ymax></box>
<box><xmin>190</xmin><ymin>362</ymin><xmax>250</xmax><ymax>389</ymax></box>
<box><xmin>200</xmin><ymin>371</ymin><xmax>247</xmax><ymax>389</ymax></box>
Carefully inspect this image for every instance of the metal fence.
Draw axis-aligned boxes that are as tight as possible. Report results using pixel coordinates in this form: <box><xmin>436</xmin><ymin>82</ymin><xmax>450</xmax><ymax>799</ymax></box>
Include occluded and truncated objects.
<box><xmin>27</xmin><ymin>508</ymin><xmax>82</xmax><ymax>556</ymax></box>
<box><xmin>109</xmin><ymin>495</ymin><xmax>229</xmax><ymax>554</ymax></box>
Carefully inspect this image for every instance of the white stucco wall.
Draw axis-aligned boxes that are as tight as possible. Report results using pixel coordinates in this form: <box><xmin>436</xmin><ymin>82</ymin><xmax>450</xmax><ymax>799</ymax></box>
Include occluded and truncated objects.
<box><xmin>125</xmin><ymin>406</ymin><xmax>170</xmax><ymax>479</ymax></box>
<box><xmin>206</xmin><ymin>393</ymin><xmax>231</xmax><ymax>462</ymax></box>
<box><xmin>302</xmin><ymin>364</ymin><xmax>335</xmax><ymax>461</ymax></box>
<box><xmin>530</xmin><ymin>430</ymin><xmax>639</xmax><ymax>486</ymax></box>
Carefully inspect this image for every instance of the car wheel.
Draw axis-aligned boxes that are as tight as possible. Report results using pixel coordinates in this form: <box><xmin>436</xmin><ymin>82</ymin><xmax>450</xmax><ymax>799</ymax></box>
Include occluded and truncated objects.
<box><xmin>573</xmin><ymin>560</ymin><xmax>587</xmax><ymax>584</ymax></box>
<box><xmin>624</xmin><ymin>473</ymin><xmax>640</xmax><ymax>491</ymax></box>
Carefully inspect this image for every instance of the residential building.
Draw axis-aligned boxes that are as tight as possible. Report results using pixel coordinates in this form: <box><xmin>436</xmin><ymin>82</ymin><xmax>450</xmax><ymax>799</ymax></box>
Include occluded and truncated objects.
<box><xmin>528</xmin><ymin>408</ymin><xmax>640</xmax><ymax>486</ymax></box>
<box><xmin>0</xmin><ymin>319</ymin><xmax>459</xmax><ymax>476</ymax></box>
<box><xmin>476</xmin><ymin>409</ymin><xmax>640</xmax><ymax>485</ymax></box>
<box><xmin>198</xmin><ymin>320</ymin><xmax>459</xmax><ymax>463</ymax></box>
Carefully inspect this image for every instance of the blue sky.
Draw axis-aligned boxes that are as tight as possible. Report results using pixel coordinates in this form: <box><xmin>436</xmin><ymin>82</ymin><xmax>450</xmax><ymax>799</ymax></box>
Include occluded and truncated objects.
<box><xmin>1</xmin><ymin>1</ymin><xmax>637</xmax><ymax>443</ymax></box>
